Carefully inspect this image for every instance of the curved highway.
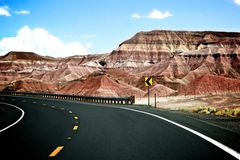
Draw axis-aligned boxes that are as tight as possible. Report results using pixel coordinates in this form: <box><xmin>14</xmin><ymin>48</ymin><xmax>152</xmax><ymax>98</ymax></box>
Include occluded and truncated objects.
<box><xmin>0</xmin><ymin>95</ymin><xmax>239</xmax><ymax>160</ymax></box>
<box><xmin>0</xmin><ymin>102</ymin><xmax>24</xmax><ymax>132</ymax></box>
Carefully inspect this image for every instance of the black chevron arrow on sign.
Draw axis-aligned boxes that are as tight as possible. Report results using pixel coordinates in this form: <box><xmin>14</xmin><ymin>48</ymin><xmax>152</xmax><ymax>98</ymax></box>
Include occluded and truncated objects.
<box><xmin>145</xmin><ymin>77</ymin><xmax>152</xmax><ymax>86</ymax></box>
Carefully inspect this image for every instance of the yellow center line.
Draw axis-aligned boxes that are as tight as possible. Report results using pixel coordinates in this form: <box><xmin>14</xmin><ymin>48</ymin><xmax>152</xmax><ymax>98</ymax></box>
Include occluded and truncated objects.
<box><xmin>73</xmin><ymin>125</ymin><xmax>78</xmax><ymax>131</ymax></box>
<box><xmin>49</xmin><ymin>146</ymin><xmax>64</xmax><ymax>157</ymax></box>
<box><xmin>74</xmin><ymin>116</ymin><xmax>78</xmax><ymax>120</ymax></box>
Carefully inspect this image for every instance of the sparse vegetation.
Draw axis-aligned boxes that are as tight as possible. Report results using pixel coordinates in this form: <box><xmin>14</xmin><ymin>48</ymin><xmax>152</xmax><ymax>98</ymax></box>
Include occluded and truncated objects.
<box><xmin>215</xmin><ymin>108</ymin><xmax>240</xmax><ymax>117</ymax></box>
<box><xmin>195</xmin><ymin>106</ymin><xmax>217</xmax><ymax>114</ymax></box>
<box><xmin>191</xmin><ymin>106</ymin><xmax>240</xmax><ymax>117</ymax></box>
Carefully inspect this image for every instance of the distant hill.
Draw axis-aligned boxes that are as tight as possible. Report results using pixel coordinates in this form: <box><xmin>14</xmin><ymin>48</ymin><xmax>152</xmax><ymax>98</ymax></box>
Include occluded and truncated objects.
<box><xmin>0</xmin><ymin>51</ymin><xmax>55</xmax><ymax>61</ymax></box>
<box><xmin>0</xmin><ymin>29</ymin><xmax>240</xmax><ymax>97</ymax></box>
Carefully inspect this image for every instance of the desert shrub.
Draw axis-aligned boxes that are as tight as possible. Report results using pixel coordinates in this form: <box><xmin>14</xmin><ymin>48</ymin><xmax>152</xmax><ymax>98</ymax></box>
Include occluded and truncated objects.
<box><xmin>215</xmin><ymin>108</ymin><xmax>240</xmax><ymax>117</ymax></box>
<box><xmin>208</xmin><ymin>107</ymin><xmax>217</xmax><ymax>114</ymax></box>
<box><xmin>215</xmin><ymin>110</ymin><xmax>224</xmax><ymax>116</ymax></box>
<box><xmin>196</xmin><ymin>106</ymin><xmax>216</xmax><ymax>114</ymax></box>
<box><xmin>232</xmin><ymin>108</ymin><xmax>240</xmax><ymax>117</ymax></box>
<box><xmin>188</xmin><ymin>106</ymin><xmax>240</xmax><ymax>117</ymax></box>
<box><xmin>199</xmin><ymin>109</ymin><xmax>210</xmax><ymax>114</ymax></box>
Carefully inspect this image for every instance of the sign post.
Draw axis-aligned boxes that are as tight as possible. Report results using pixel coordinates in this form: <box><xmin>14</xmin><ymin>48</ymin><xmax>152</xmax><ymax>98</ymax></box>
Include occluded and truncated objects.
<box><xmin>145</xmin><ymin>77</ymin><xmax>152</xmax><ymax>106</ymax></box>
<box><xmin>154</xmin><ymin>93</ymin><xmax>156</xmax><ymax>108</ymax></box>
<box><xmin>148</xmin><ymin>86</ymin><xmax>150</xmax><ymax>106</ymax></box>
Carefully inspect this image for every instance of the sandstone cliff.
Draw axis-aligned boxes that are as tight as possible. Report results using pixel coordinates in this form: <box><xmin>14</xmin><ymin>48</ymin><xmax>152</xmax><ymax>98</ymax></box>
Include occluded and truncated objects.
<box><xmin>106</xmin><ymin>30</ymin><xmax>240</xmax><ymax>70</ymax></box>
<box><xmin>0</xmin><ymin>30</ymin><xmax>240</xmax><ymax>97</ymax></box>
<box><xmin>104</xmin><ymin>30</ymin><xmax>240</xmax><ymax>96</ymax></box>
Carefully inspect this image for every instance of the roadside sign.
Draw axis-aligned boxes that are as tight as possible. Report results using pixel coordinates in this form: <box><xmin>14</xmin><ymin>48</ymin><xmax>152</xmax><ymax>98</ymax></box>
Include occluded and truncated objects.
<box><xmin>129</xmin><ymin>96</ymin><xmax>135</xmax><ymax>104</ymax></box>
<box><xmin>145</xmin><ymin>77</ymin><xmax>153</xmax><ymax>106</ymax></box>
<box><xmin>145</xmin><ymin>77</ymin><xmax>152</xmax><ymax>87</ymax></box>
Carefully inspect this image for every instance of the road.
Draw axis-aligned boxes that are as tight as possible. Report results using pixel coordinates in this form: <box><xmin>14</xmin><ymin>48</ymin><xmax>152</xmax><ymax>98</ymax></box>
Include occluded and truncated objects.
<box><xmin>0</xmin><ymin>95</ymin><xmax>239</xmax><ymax>160</ymax></box>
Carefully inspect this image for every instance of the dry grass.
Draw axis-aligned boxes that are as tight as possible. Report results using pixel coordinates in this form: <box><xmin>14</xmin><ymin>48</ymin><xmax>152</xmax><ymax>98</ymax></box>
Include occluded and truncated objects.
<box><xmin>191</xmin><ymin>106</ymin><xmax>240</xmax><ymax>117</ymax></box>
<box><xmin>136</xmin><ymin>93</ymin><xmax>240</xmax><ymax>117</ymax></box>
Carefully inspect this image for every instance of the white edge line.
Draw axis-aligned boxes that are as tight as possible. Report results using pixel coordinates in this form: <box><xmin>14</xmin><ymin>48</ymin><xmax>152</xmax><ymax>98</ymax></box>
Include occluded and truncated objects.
<box><xmin>0</xmin><ymin>102</ymin><xmax>25</xmax><ymax>133</ymax></box>
<box><xmin>3</xmin><ymin>95</ymin><xmax>240</xmax><ymax>159</ymax></box>
<box><xmin>117</xmin><ymin>107</ymin><xmax>240</xmax><ymax>160</ymax></box>
<box><xmin>54</xmin><ymin>99</ymin><xmax>239</xmax><ymax>159</ymax></box>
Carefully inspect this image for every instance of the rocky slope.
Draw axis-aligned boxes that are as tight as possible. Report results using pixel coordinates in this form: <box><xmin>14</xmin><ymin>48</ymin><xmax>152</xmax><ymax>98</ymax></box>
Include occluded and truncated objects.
<box><xmin>0</xmin><ymin>30</ymin><xmax>240</xmax><ymax>97</ymax></box>
<box><xmin>180</xmin><ymin>74</ymin><xmax>240</xmax><ymax>95</ymax></box>
<box><xmin>104</xmin><ymin>30</ymin><xmax>240</xmax><ymax>96</ymax></box>
<box><xmin>57</xmin><ymin>73</ymin><xmax>145</xmax><ymax>97</ymax></box>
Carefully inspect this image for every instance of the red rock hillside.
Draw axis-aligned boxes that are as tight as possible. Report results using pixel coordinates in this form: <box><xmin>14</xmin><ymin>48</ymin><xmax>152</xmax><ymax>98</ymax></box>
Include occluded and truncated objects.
<box><xmin>179</xmin><ymin>74</ymin><xmax>240</xmax><ymax>95</ymax></box>
<box><xmin>0</xmin><ymin>30</ymin><xmax>240</xmax><ymax>97</ymax></box>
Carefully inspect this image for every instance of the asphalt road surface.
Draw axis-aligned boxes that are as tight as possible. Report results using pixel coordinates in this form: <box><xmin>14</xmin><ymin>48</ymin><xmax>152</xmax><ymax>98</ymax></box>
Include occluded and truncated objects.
<box><xmin>0</xmin><ymin>95</ymin><xmax>239</xmax><ymax>160</ymax></box>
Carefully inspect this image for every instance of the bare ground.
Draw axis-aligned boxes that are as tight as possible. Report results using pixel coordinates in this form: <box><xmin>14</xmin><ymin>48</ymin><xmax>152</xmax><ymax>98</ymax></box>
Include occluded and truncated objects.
<box><xmin>136</xmin><ymin>93</ymin><xmax>240</xmax><ymax>110</ymax></box>
<box><xmin>135</xmin><ymin>93</ymin><xmax>240</xmax><ymax>133</ymax></box>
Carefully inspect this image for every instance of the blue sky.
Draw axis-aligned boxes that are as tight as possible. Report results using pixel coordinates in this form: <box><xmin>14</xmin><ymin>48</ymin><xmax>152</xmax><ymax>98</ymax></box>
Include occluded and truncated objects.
<box><xmin>0</xmin><ymin>0</ymin><xmax>240</xmax><ymax>57</ymax></box>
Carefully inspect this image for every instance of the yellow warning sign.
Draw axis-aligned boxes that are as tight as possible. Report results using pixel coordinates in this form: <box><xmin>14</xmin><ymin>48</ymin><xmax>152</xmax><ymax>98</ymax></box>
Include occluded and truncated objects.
<box><xmin>145</xmin><ymin>77</ymin><xmax>152</xmax><ymax>87</ymax></box>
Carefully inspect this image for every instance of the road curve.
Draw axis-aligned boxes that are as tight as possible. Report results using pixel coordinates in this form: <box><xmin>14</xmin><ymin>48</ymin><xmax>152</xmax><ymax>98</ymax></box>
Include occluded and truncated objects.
<box><xmin>0</xmin><ymin>102</ymin><xmax>25</xmax><ymax>132</ymax></box>
<box><xmin>0</xmin><ymin>95</ymin><xmax>239</xmax><ymax>160</ymax></box>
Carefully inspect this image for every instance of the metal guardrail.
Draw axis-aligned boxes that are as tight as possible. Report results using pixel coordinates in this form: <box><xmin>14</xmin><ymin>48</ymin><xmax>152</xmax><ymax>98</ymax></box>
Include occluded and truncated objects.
<box><xmin>0</xmin><ymin>91</ymin><xmax>135</xmax><ymax>105</ymax></box>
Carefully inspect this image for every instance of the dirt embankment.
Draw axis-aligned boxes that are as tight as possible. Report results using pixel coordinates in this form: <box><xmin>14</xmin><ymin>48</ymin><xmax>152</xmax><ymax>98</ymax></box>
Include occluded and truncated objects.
<box><xmin>136</xmin><ymin>93</ymin><xmax>240</xmax><ymax>133</ymax></box>
<box><xmin>136</xmin><ymin>93</ymin><xmax>240</xmax><ymax>117</ymax></box>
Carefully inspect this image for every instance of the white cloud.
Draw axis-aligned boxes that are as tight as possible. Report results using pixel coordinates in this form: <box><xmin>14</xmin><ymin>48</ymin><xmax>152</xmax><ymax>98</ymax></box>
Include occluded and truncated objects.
<box><xmin>0</xmin><ymin>26</ymin><xmax>91</xmax><ymax>57</ymax></box>
<box><xmin>85</xmin><ymin>43</ymin><xmax>92</xmax><ymax>48</ymax></box>
<box><xmin>131</xmin><ymin>14</ymin><xmax>141</xmax><ymax>19</ymax></box>
<box><xmin>0</xmin><ymin>6</ymin><xmax>11</xmax><ymax>16</ymax></box>
<box><xmin>147</xmin><ymin>9</ymin><xmax>172</xmax><ymax>19</ymax></box>
<box><xmin>0</xmin><ymin>5</ymin><xmax>30</xmax><ymax>16</ymax></box>
<box><xmin>81</xmin><ymin>34</ymin><xmax>96</xmax><ymax>39</ymax></box>
<box><xmin>234</xmin><ymin>0</ymin><xmax>240</xmax><ymax>5</ymax></box>
<box><xmin>131</xmin><ymin>9</ymin><xmax>172</xmax><ymax>20</ymax></box>
<box><xmin>15</xmin><ymin>10</ymin><xmax>30</xmax><ymax>15</ymax></box>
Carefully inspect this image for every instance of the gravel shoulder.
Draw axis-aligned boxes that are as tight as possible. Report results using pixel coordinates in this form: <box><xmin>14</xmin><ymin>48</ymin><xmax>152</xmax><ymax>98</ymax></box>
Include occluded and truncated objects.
<box><xmin>135</xmin><ymin>93</ymin><xmax>240</xmax><ymax>133</ymax></box>
<box><xmin>170</xmin><ymin>110</ymin><xmax>240</xmax><ymax>134</ymax></box>
<box><xmin>125</xmin><ymin>104</ymin><xmax>240</xmax><ymax>152</ymax></box>
<box><xmin>136</xmin><ymin>93</ymin><xmax>240</xmax><ymax>110</ymax></box>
